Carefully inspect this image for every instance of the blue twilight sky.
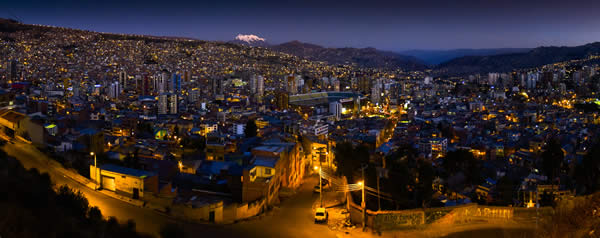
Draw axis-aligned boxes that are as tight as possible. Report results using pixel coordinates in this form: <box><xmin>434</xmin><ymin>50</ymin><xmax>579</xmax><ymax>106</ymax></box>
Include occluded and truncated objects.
<box><xmin>2</xmin><ymin>0</ymin><xmax>600</xmax><ymax>51</ymax></box>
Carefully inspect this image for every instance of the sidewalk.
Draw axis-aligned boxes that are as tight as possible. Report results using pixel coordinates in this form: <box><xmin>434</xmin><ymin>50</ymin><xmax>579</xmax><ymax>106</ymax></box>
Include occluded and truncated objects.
<box><xmin>328</xmin><ymin>217</ymin><xmax>536</xmax><ymax>238</ymax></box>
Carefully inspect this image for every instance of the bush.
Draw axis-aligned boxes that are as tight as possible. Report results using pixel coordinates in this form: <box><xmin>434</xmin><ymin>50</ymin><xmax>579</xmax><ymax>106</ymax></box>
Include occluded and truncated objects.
<box><xmin>0</xmin><ymin>155</ymin><xmax>152</xmax><ymax>238</ymax></box>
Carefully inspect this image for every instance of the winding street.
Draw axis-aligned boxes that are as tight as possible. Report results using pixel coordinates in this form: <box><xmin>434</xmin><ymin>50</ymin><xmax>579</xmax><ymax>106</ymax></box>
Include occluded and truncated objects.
<box><xmin>2</xmin><ymin>140</ymin><xmax>534</xmax><ymax>238</ymax></box>
<box><xmin>2</xmin><ymin>141</ymin><xmax>340</xmax><ymax>238</ymax></box>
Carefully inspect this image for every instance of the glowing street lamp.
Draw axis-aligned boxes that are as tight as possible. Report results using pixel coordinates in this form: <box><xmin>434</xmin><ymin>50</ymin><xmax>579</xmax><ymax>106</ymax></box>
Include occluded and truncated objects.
<box><xmin>315</xmin><ymin>165</ymin><xmax>323</xmax><ymax>207</ymax></box>
<box><xmin>90</xmin><ymin>152</ymin><xmax>97</xmax><ymax>190</ymax></box>
<box><xmin>359</xmin><ymin>179</ymin><xmax>366</xmax><ymax>229</ymax></box>
<box><xmin>315</xmin><ymin>147</ymin><xmax>327</xmax><ymax>207</ymax></box>
<box><xmin>359</xmin><ymin>163</ymin><xmax>368</xmax><ymax>230</ymax></box>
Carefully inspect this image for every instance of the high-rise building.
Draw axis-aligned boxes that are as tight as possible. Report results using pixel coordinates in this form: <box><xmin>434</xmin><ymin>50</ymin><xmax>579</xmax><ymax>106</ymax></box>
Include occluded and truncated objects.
<box><xmin>169</xmin><ymin>94</ymin><xmax>178</xmax><ymax>114</ymax></box>
<box><xmin>108</xmin><ymin>81</ymin><xmax>120</xmax><ymax>99</ymax></box>
<box><xmin>8</xmin><ymin>60</ymin><xmax>17</xmax><ymax>82</ymax></box>
<box><xmin>287</xmin><ymin>75</ymin><xmax>298</xmax><ymax>94</ymax></box>
<box><xmin>211</xmin><ymin>77</ymin><xmax>223</xmax><ymax>96</ymax></box>
<box><xmin>158</xmin><ymin>70</ymin><xmax>169</xmax><ymax>94</ymax></box>
<box><xmin>170</xmin><ymin>73</ymin><xmax>181</xmax><ymax>93</ymax></box>
<box><xmin>72</xmin><ymin>84</ymin><xmax>81</xmax><ymax>98</ymax></box>
<box><xmin>158</xmin><ymin>93</ymin><xmax>178</xmax><ymax>115</ymax></box>
<box><xmin>118</xmin><ymin>70</ymin><xmax>127</xmax><ymax>92</ymax></box>
<box><xmin>183</xmin><ymin>70</ymin><xmax>190</xmax><ymax>83</ymax></box>
<box><xmin>276</xmin><ymin>90</ymin><xmax>289</xmax><ymax>110</ymax></box>
<box><xmin>329</xmin><ymin>101</ymin><xmax>342</xmax><ymax>121</ymax></box>
<box><xmin>189</xmin><ymin>88</ymin><xmax>200</xmax><ymax>103</ymax></box>
<box><xmin>250</xmin><ymin>75</ymin><xmax>257</xmax><ymax>93</ymax></box>
<box><xmin>527</xmin><ymin>72</ymin><xmax>538</xmax><ymax>89</ymax></box>
<box><xmin>250</xmin><ymin>75</ymin><xmax>265</xmax><ymax>99</ymax></box>
<box><xmin>257</xmin><ymin>75</ymin><xmax>264</xmax><ymax>98</ymax></box>
<box><xmin>424</xmin><ymin>76</ymin><xmax>433</xmax><ymax>85</ymax></box>
<box><xmin>573</xmin><ymin>70</ymin><xmax>583</xmax><ymax>84</ymax></box>
<box><xmin>331</xmin><ymin>78</ymin><xmax>340</xmax><ymax>92</ymax></box>
<box><xmin>371</xmin><ymin>78</ymin><xmax>384</xmax><ymax>104</ymax></box>
<box><xmin>141</xmin><ymin>75</ymin><xmax>150</xmax><ymax>96</ymax></box>
<box><xmin>488</xmin><ymin>73</ymin><xmax>499</xmax><ymax>85</ymax></box>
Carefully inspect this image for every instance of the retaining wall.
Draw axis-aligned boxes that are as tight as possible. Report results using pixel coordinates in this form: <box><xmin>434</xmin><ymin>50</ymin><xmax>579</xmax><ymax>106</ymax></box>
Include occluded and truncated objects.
<box><xmin>345</xmin><ymin>179</ymin><xmax>552</xmax><ymax>230</ymax></box>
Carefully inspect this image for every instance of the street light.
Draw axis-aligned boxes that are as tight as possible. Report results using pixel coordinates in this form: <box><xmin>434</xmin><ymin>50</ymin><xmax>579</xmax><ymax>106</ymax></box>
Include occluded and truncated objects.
<box><xmin>315</xmin><ymin>147</ymin><xmax>326</xmax><ymax>208</ymax></box>
<box><xmin>90</xmin><ymin>152</ymin><xmax>97</xmax><ymax>190</ymax></box>
<box><xmin>314</xmin><ymin>165</ymin><xmax>323</xmax><ymax>207</ymax></box>
<box><xmin>359</xmin><ymin>180</ymin><xmax>366</xmax><ymax>230</ymax></box>
<box><xmin>359</xmin><ymin>163</ymin><xmax>368</xmax><ymax>231</ymax></box>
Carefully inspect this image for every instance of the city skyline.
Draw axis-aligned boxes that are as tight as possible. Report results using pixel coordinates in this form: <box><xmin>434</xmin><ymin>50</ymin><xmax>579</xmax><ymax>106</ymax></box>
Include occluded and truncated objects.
<box><xmin>1</xmin><ymin>2</ymin><xmax>600</xmax><ymax>238</ymax></box>
<box><xmin>3</xmin><ymin>0</ymin><xmax>600</xmax><ymax>51</ymax></box>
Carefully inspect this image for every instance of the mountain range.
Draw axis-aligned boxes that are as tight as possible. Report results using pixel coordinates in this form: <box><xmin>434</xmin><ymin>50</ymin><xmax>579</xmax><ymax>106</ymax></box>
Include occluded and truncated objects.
<box><xmin>270</xmin><ymin>41</ymin><xmax>427</xmax><ymax>70</ymax></box>
<box><xmin>399</xmin><ymin>48</ymin><xmax>531</xmax><ymax>65</ymax></box>
<box><xmin>230</xmin><ymin>35</ymin><xmax>427</xmax><ymax>70</ymax></box>
<box><xmin>437</xmin><ymin>43</ymin><xmax>600</xmax><ymax>75</ymax></box>
<box><xmin>2</xmin><ymin>19</ymin><xmax>599</xmax><ymax>75</ymax></box>
<box><xmin>230</xmin><ymin>34</ymin><xmax>600</xmax><ymax>74</ymax></box>
<box><xmin>230</xmin><ymin>34</ymin><xmax>270</xmax><ymax>47</ymax></box>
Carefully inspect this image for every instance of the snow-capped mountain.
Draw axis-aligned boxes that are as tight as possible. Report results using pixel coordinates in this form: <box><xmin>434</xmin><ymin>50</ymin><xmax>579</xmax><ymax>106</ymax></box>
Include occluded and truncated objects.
<box><xmin>230</xmin><ymin>34</ymin><xmax>270</xmax><ymax>47</ymax></box>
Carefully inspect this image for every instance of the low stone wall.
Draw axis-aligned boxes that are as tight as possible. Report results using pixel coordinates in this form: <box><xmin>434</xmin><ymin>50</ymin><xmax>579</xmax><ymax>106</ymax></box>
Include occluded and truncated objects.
<box><xmin>346</xmin><ymin>192</ymin><xmax>425</xmax><ymax>229</ymax></box>
<box><xmin>344</xmin><ymin>177</ymin><xmax>550</xmax><ymax>230</ymax></box>
<box><xmin>220</xmin><ymin>198</ymin><xmax>268</xmax><ymax>224</ymax></box>
<box><xmin>233</xmin><ymin>198</ymin><xmax>266</xmax><ymax>221</ymax></box>
<box><xmin>170</xmin><ymin>200</ymin><xmax>224</xmax><ymax>223</ymax></box>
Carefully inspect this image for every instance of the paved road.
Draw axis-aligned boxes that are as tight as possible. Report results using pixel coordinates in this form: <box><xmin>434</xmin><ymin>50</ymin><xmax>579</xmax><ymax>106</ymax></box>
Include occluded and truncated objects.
<box><xmin>229</xmin><ymin>175</ymin><xmax>340</xmax><ymax>238</ymax></box>
<box><xmin>2</xmin><ymin>141</ymin><xmax>340</xmax><ymax>238</ymax></box>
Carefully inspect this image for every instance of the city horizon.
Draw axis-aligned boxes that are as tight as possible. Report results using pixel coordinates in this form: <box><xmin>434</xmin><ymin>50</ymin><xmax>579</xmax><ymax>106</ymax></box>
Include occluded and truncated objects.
<box><xmin>1</xmin><ymin>2</ymin><xmax>599</xmax><ymax>238</ymax></box>
<box><xmin>3</xmin><ymin>0</ymin><xmax>600</xmax><ymax>51</ymax></box>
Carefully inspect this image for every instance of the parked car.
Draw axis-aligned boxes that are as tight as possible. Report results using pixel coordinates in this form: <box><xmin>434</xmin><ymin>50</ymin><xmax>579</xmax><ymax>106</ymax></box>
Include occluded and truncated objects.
<box><xmin>314</xmin><ymin>207</ymin><xmax>328</xmax><ymax>223</ymax></box>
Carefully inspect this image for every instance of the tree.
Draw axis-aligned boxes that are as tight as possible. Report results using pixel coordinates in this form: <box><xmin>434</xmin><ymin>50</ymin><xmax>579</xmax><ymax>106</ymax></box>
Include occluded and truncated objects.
<box><xmin>244</xmin><ymin>120</ymin><xmax>258</xmax><ymax>138</ymax></box>
<box><xmin>417</xmin><ymin>159</ymin><xmax>435</xmax><ymax>207</ymax></box>
<box><xmin>55</xmin><ymin>185</ymin><xmax>89</xmax><ymax>219</ymax></box>
<box><xmin>495</xmin><ymin>176</ymin><xmax>516</xmax><ymax>206</ymax></box>
<box><xmin>334</xmin><ymin>142</ymin><xmax>369</xmax><ymax>182</ymax></box>
<box><xmin>0</xmin><ymin>155</ymin><xmax>152</xmax><ymax>238</ymax></box>
<box><xmin>380</xmin><ymin>146</ymin><xmax>418</xmax><ymax>209</ymax></box>
<box><xmin>574</xmin><ymin>140</ymin><xmax>600</xmax><ymax>194</ymax></box>
<box><xmin>542</xmin><ymin>138</ymin><xmax>564</xmax><ymax>185</ymax></box>
<box><xmin>443</xmin><ymin>149</ymin><xmax>482</xmax><ymax>185</ymax></box>
<box><xmin>88</xmin><ymin>206</ymin><xmax>103</xmax><ymax>224</ymax></box>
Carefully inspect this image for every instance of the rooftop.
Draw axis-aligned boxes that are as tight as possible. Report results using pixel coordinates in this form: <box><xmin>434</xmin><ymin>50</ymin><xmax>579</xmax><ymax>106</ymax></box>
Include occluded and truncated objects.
<box><xmin>100</xmin><ymin>164</ymin><xmax>156</xmax><ymax>178</ymax></box>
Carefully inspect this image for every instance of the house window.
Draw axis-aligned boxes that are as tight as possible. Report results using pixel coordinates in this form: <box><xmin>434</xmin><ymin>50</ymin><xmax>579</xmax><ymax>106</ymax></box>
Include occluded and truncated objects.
<box><xmin>264</xmin><ymin>168</ymin><xmax>272</xmax><ymax>175</ymax></box>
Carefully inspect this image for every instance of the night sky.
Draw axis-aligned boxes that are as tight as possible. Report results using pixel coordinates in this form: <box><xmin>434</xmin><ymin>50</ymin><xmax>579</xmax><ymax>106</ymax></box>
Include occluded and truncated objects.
<box><xmin>2</xmin><ymin>0</ymin><xmax>600</xmax><ymax>50</ymax></box>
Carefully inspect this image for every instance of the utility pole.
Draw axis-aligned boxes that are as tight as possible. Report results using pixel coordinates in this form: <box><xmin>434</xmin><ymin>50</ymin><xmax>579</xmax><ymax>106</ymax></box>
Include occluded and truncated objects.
<box><xmin>90</xmin><ymin>152</ymin><xmax>97</xmax><ymax>190</ymax></box>
<box><xmin>316</xmin><ymin>147</ymin><xmax>325</xmax><ymax>208</ymax></box>
<box><xmin>360</xmin><ymin>164</ymin><xmax>368</xmax><ymax>231</ymax></box>
<box><xmin>377</xmin><ymin>170</ymin><xmax>381</xmax><ymax>211</ymax></box>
